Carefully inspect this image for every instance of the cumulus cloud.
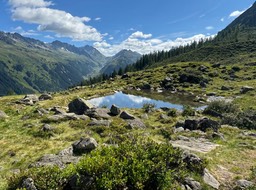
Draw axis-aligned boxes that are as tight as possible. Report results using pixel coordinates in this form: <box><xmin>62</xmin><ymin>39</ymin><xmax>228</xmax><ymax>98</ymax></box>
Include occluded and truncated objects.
<box><xmin>229</xmin><ymin>10</ymin><xmax>245</xmax><ymax>18</ymax></box>
<box><xmin>129</xmin><ymin>31</ymin><xmax>152</xmax><ymax>39</ymax></box>
<box><xmin>94</xmin><ymin>31</ymin><xmax>212</xmax><ymax>56</ymax></box>
<box><xmin>95</xmin><ymin>17</ymin><xmax>101</xmax><ymax>21</ymax></box>
<box><xmin>9</xmin><ymin>0</ymin><xmax>102</xmax><ymax>41</ymax></box>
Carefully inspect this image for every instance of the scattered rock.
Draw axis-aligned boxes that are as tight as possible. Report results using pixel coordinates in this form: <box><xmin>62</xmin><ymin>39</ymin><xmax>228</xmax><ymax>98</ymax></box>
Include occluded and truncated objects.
<box><xmin>110</xmin><ymin>104</ymin><xmax>121</xmax><ymax>116</ymax></box>
<box><xmin>72</xmin><ymin>138</ymin><xmax>98</xmax><ymax>155</ymax></box>
<box><xmin>184</xmin><ymin>118</ymin><xmax>219</xmax><ymax>132</ymax></box>
<box><xmin>22</xmin><ymin>178</ymin><xmax>37</xmax><ymax>190</ymax></box>
<box><xmin>160</xmin><ymin>114</ymin><xmax>169</xmax><ymax>120</ymax></box>
<box><xmin>170</xmin><ymin>138</ymin><xmax>219</xmax><ymax>153</ymax></box>
<box><xmin>174</xmin><ymin>127</ymin><xmax>185</xmax><ymax>133</ymax></box>
<box><xmin>235</xmin><ymin>179</ymin><xmax>254</xmax><ymax>189</ymax></box>
<box><xmin>126</xmin><ymin>118</ymin><xmax>146</xmax><ymax>129</ymax></box>
<box><xmin>85</xmin><ymin>108</ymin><xmax>111</xmax><ymax>119</ymax></box>
<box><xmin>212</xmin><ymin>132</ymin><xmax>225</xmax><ymax>141</ymax></box>
<box><xmin>184</xmin><ymin>177</ymin><xmax>202</xmax><ymax>190</ymax></box>
<box><xmin>203</xmin><ymin>168</ymin><xmax>220</xmax><ymax>189</ymax></box>
<box><xmin>206</xmin><ymin>92</ymin><xmax>217</xmax><ymax>96</ymax></box>
<box><xmin>47</xmin><ymin>113</ymin><xmax>88</xmax><ymax>122</ymax></box>
<box><xmin>41</xmin><ymin>124</ymin><xmax>55</xmax><ymax>132</ymax></box>
<box><xmin>68</xmin><ymin>98</ymin><xmax>94</xmax><ymax>115</ymax></box>
<box><xmin>240</xmin><ymin>86</ymin><xmax>254</xmax><ymax>94</ymax></box>
<box><xmin>51</xmin><ymin>107</ymin><xmax>66</xmax><ymax>115</ymax></box>
<box><xmin>221</xmin><ymin>86</ymin><xmax>231</xmax><ymax>91</ymax></box>
<box><xmin>16</xmin><ymin>94</ymin><xmax>39</xmax><ymax>105</ymax></box>
<box><xmin>120</xmin><ymin>111</ymin><xmax>135</xmax><ymax>120</ymax></box>
<box><xmin>0</xmin><ymin>110</ymin><xmax>8</xmax><ymax>119</ymax></box>
<box><xmin>88</xmin><ymin>119</ymin><xmax>111</xmax><ymax>127</ymax></box>
<box><xmin>35</xmin><ymin>108</ymin><xmax>49</xmax><ymax>116</ymax></box>
<box><xmin>39</xmin><ymin>93</ymin><xmax>52</xmax><ymax>101</ymax></box>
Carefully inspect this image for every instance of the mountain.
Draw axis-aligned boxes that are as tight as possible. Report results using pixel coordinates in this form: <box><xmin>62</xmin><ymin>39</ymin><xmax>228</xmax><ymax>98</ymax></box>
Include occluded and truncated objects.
<box><xmin>0</xmin><ymin>32</ymin><xmax>140</xmax><ymax>95</ymax></box>
<box><xmin>100</xmin><ymin>49</ymin><xmax>141</xmax><ymax>75</ymax></box>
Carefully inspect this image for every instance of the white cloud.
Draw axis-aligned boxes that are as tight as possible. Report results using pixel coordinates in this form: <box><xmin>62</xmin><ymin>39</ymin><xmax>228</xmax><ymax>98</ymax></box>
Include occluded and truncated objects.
<box><xmin>220</xmin><ymin>17</ymin><xmax>224</xmax><ymax>22</ymax></box>
<box><xmin>109</xmin><ymin>36</ymin><xmax>114</xmax><ymax>40</ymax></box>
<box><xmin>95</xmin><ymin>17</ymin><xmax>101</xmax><ymax>21</ymax></box>
<box><xmin>205</xmin><ymin>26</ymin><xmax>214</xmax><ymax>30</ymax></box>
<box><xmin>229</xmin><ymin>10</ymin><xmax>245</xmax><ymax>18</ymax></box>
<box><xmin>129</xmin><ymin>31</ymin><xmax>152</xmax><ymax>39</ymax></box>
<box><xmin>9</xmin><ymin>0</ymin><xmax>102</xmax><ymax>41</ymax></box>
<box><xmin>94</xmin><ymin>31</ymin><xmax>213</xmax><ymax>56</ymax></box>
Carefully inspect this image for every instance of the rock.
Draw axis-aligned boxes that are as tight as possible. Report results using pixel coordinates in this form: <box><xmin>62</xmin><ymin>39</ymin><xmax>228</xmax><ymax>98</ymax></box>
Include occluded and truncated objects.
<box><xmin>63</xmin><ymin>174</ymin><xmax>94</xmax><ymax>190</ymax></box>
<box><xmin>88</xmin><ymin>119</ymin><xmax>111</xmax><ymax>127</ymax></box>
<box><xmin>51</xmin><ymin>107</ymin><xmax>66</xmax><ymax>115</ymax></box>
<box><xmin>203</xmin><ymin>109</ymin><xmax>223</xmax><ymax>118</ymax></box>
<box><xmin>31</xmin><ymin>153</ymin><xmax>80</xmax><ymax>169</ymax></box>
<box><xmin>41</xmin><ymin>124</ymin><xmax>55</xmax><ymax>132</ymax></box>
<box><xmin>16</xmin><ymin>94</ymin><xmax>39</xmax><ymax>105</ymax></box>
<box><xmin>22</xmin><ymin>178</ymin><xmax>37</xmax><ymax>190</ymax></box>
<box><xmin>72</xmin><ymin>138</ymin><xmax>98</xmax><ymax>155</ymax></box>
<box><xmin>221</xmin><ymin>86</ymin><xmax>231</xmax><ymax>91</ymax></box>
<box><xmin>212</xmin><ymin>132</ymin><xmax>225</xmax><ymax>141</ymax></box>
<box><xmin>140</xmin><ymin>83</ymin><xmax>151</xmax><ymax>90</ymax></box>
<box><xmin>182</xmin><ymin>151</ymin><xmax>203</xmax><ymax>170</ymax></box>
<box><xmin>68</xmin><ymin>98</ymin><xmax>94</xmax><ymax>115</ymax></box>
<box><xmin>160</xmin><ymin>114</ymin><xmax>169</xmax><ymax>120</ymax></box>
<box><xmin>0</xmin><ymin>110</ymin><xmax>8</xmax><ymax>119</ymax></box>
<box><xmin>240</xmin><ymin>86</ymin><xmax>254</xmax><ymax>94</ymax></box>
<box><xmin>58</xmin><ymin>147</ymin><xmax>73</xmax><ymax>157</ymax></box>
<box><xmin>184</xmin><ymin>119</ymin><xmax>198</xmax><ymax>131</ymax></box>
<box><xmin>35</xmin><ymin>108</ymin><xmax>49</xmax><ymax>116</ymax></box>
<box><xmin>235</xmin><ymin>179</ymin><xmax>254</xmax><ymax>189</ymax></box>
<box><xmin>203</xmin><ymin>169</ymin><xmax>220</xmax><ymax>189</ymax></box>
<box><xmin>141</xmin><ymin>113</ymin><xmax>149</xmax><ymax>119</ymax></box>
<box><xmin>174</xmin><ymin>127</ymin><xmax>185</xmax><ymax>133</ymax></box>
<box><xmin>199</xmin><ymin>81</ymin><xmax>207</xmax><ymax>88</ymax></box>
<box><xmin>85</xmin><ymin>108</ymin><xmax>111</xmax><ymax>119</ymax></box>
<box><xmin>184</xmin><ymin>177</ymin><xmax>202</xmax><ymax>190</ymax></box>
<box><xmin>198</xmin><ymin>65</ymin><xmax>208</xmax><ymax>72</ymax></box>
<box><xmin>126</xmin><ymin>119</ymin><xmax>146</xmax><ymax>129</ymax></box>
<box><xmin>120</xmin><ymin>111</ymin><xmax>135</xmax><ymax>120</ymax></box>
<box><xmin>121</xmin><ymin>73</ymin><xmax>129</xmax><ymax>79</ymax></box>
<box><xmin>206</xmin><ymin>92</ymin><xmax>217</xmax><ymax>96</ymax></box>
<box><xmin>184</xmin><ymin>118</ymin><xmax>219</xmax><ymax>132</ymax></box>
<box><xmin>39</xmin><ymin>93</ymin><xmax>52</xmax><ymax>101</ymax></box>
<box><xmin>47</xmin><ymin>113</ymin><xmax>88</xmax><ymax>122</ymax></box>
<box><xmin>110</xmin><ymin>104</ymin><xmax>121</xmax><ymax>116</ymax></box>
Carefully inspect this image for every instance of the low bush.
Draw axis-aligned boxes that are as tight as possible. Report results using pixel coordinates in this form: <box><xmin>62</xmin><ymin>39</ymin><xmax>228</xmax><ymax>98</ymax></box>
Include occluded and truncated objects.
<box><xmin>142</xmin><ymin>103</ymin><xmax>156</xmax><ymax>113</ymax></box>
<box><xmin>203</xmin><ymin>100</ymin><xmax>239</xmax><ymax>116</ymax></box>
<box><xmin>182</xmin><ymin>105</ymin><xmax>195</xmax><ymax>116</ymax></box>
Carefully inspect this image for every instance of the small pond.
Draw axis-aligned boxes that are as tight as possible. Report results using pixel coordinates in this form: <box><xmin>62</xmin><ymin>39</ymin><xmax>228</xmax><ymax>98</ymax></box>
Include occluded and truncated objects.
<box><xmin>88</xmin><ymin>91</ymin><xmax>204</xmax><ymax>110</ymax></box>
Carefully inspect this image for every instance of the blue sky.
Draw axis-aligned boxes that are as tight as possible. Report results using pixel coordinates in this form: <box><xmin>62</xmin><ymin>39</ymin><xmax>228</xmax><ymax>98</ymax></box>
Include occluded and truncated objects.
<box><xmin>0</xmin><ymin>0</ymin><xmax>255</xmax><ymax>56</ymax></box>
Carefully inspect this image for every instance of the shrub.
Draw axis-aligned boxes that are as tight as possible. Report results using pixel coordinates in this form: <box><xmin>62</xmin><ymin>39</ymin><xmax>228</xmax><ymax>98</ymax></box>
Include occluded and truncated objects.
<box><xmin>203</xmin><ymin>100</ymin><xmax>239</xmax><ymax>116</ymax></box>
<box><xmin>182</xmin><ymin>105</ymin><xmax>195</xmax><ymax>116</ymax></box>
<box><xmin>167</xmin><ymin>108</ymin><xmax>178</xmax><ymax>117</ymax></box>
<box><xmin>142</xmin><ymin>103</ymin><xmax>156</xmax><ymax>113</ymax></box>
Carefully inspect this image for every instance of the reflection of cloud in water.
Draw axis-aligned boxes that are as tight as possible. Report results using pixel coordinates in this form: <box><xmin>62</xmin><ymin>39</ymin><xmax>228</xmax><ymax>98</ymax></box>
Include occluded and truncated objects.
<box><xmin>126</xmin><ymin>94</ymin><xmax>151</xmax><ymax>104</ymax></box>
<box><xmin>89</xmin><ymin>97</ymin><xmax>109</xmax><ymax>107</ymax></box>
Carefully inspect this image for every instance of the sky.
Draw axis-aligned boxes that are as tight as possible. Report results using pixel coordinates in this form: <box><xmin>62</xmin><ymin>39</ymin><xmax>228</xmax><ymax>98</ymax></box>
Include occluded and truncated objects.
<box><xmin>0</xmin><ymin>0</ymin><xmax>255</xmax><ymax>56</ymax></box>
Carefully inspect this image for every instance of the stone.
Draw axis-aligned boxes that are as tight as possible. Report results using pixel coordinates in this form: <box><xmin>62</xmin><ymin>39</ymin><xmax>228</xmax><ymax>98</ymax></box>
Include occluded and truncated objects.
<box><xmin>184</xmin><ymin>119</ymin><xmax>199</xmax><ymax>131</ymax></box>
<box><xmin>121</xmin><ymin>73</ymin><xmax>129</xmax><ymax>79</ymax></box>
<box><xmin>63</xmin><ymin>174</ymin><xmax>94</xmax><ymax>190</ymax></box>
<box><xmin>120</xmin><ymin>111</ymin><xmax>135</xmax><ymax>120</ymax></box>
<box><xmin>126</xmin><ymin>119</ymin><xmax>146</xmax><ymax>129</ymax></box>
<box><xmin>203</xmin><ymin>169</ymin><xmax>220</xmax><ymax>189</ymax></box>
<box><xmin>51</xmin><ymin>107</ymin><xmax>66</xmax><ymax>115</ymax></box>
<box><xmin>221</xmin><ymin>86</ymin><xmax>231</xmax><ymax>91</ymax></box>
<box><xmin>240</xmin><ymin>86</ymin><xmax>254</xmax><ymax>94</ymax></box>
<box><xmin>68</xmin><ymin>98</ymin><xmax>94</xmax><ymax>115</ymax></box>
<box><xmin>47</xmin><ymin>113</ymin><xmax>88</xmax><ymax>122</ymax></box>
<box><xmin>39</xmin><ymin>93</ymin><xmax>52</xmax><ymax>101</ymax></box>
<box><xmin>184</xmin><ymin>177</ymin><xmax>202</xmax><ymax>190</ymax></box>
<box><xmin>110</xmin><ymin>104</ymin><xmax>121</xmax><ymax>116</ymax></box>
<box><xmin>184</xmin><ymin>118</ymin><xmax>219</xmax><ymax>132</ymax></box>
<box><xmin>0</xmin><ymin>110</ymin><xmax>8</xmax><ymax>119</ymax></box>
<box><xmin>212</xmin><ymin>132</ymin><xmax>225</xmax><ymax>141</ymax></box>
<box><xmin>72</xmin><ymin>138</ymin><xmax>98</xmax><ymax>155</ymax></box>
<box><xmin>141</xmin><ymin>113</ymin><xmax>149</xmax><ymax>119</ymax></box>
<box><xmin>199</xmin><ymin>81</ymin><xmax>207</xmax><ymax>88</ymax></box>
<box><xmin>182</xmin><ymin>151</ymin><xmax>203</xmax><ymax>170</ymax></box>
<box><xmin>85</xmin><ymin>108</ymin><xmax>111</xmax><ymax>119</ymax></box>
<box><xmin>16</xmin><ymin>94</ymin><xmax>39</xmax><ymax>105</ymax></box>
<box><xmin>160</xmin><ymin>114</ymin><xmax>168</xmax><ymax>120</ymax></box>
<box><xmin>174</xmin><ymin>127</ymin><xmax>185</xmax><ymax>133</ymax></box>
<box><xmin>35</xmin><ymin>108</ymin><xmax>49</xmax><ymax>116</ymax></box>
<box><xmin>41</xmin><ymin>124</ymin><xmax>55</xmax><ymax>132</ymax></box>
<box><xmin>22</xmin><ymin>178</ymin><xmax>37</xmax><ymax>190</ymax></box>
<box><xmin>235</xmin><ymin>179</ymin><xmax>254</xmax><ymax>189</ymax></box>
<box><xmin>88</xmin><ymin>119</ymin><xmax>111</xmax><ymax>127</ymax></box>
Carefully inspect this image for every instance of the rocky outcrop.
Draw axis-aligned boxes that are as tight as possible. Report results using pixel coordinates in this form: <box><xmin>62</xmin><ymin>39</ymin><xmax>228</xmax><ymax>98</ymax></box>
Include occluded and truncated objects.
<box><xmin>88</xmin><ymin>119</ymin><xmax>111</xmax><ymax>127</ymax></box>
<box><xmin>16</xmin><ymin>94</ymin><xmax>39</xmax><ymax>105</ymax></box>
<box><xmin>120</xmin><ymin>111</ymin><xmax>135</xmax><ymax>120</ymax></box>
<box><xmin>39</xmin><ymin>93</ymin><xmax>52</xmax><ymax>101</ymax></box>
<box><xmin>183</xmin><ymin>118</ymin><xmax>219</xmax><ymax>132</ymax></box>
<box><xmin>68</xmin><ymin>98</ymin><xmax>94</xmax><ymax>115</ymax></box>
<box><xmin>72</xmin><ymin>138</ymin><xmax>98</xmax><ymax>155</ymax></box>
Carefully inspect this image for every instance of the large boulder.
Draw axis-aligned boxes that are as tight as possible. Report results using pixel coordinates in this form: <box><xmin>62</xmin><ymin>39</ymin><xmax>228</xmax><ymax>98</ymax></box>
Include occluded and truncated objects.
<box><xmin>68</xmin><ymin>98</ymin><xmax>94</xmax><ymax>115</ymax></box>
<box><xmin>17</xmin><ymin>94</ymin><xmax>39</xmax><ymax>105</ymax></box>
<box><xmin>120</xmin><ymin>111</ymin><xmax>135</xmax><ymax>120</ymax></box>
<box><xmin>85</xmin><ymin>108</ymin><xmax>111</xmax><ymax>119</ymax></box>
<box><xmin>184</xmin><ymin>118</ymin><xmax>219</xmax><ymax>132</ymax></box>
<box><xmin>110</xmin><ymin>104</ymin><xmax>121</xmax><ymax>116</ymax></box>
<box><xmin>235</xmin><ymin>179</ymin><xmax>254</xmax><ymax>189</ymax></box>
<box><xmin>88</xmin><ymin>119</ymin><xmax>111</xmax><ymax>127</ymax></box>
<box><xmin>72</xmin><ymin>138</ymin><xmax>98</xmax><ymax>155</ymax></box>
<box><xmin>184</xmin><ymin>177</ymin><xmax>202</xmax><ymax>190</ymax></box>
<box><xmin>126</xmin><ymin>119</ymin><xmax>146</xmax><ymax>129</ymax></box>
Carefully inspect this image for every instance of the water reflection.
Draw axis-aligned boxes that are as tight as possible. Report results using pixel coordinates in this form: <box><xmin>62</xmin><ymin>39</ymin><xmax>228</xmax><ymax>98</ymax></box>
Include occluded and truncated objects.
<box><xmin>88</xmin><ymin>91</ymin><xmax>199</xmax><ymax>110</ymax></box>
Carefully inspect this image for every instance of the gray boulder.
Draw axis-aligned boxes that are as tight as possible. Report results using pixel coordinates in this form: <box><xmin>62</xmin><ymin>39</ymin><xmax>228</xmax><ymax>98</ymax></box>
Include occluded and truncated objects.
<box><xmin>39</xmin><ymin>93</ymin><xmax>52</xmax><ymax>101</ymax></box>
<box><xmin>126</xmin><ymin>119</ymin><xmax>146</xmax><ymax>129</ymax></box>
<box><xmin>17</xmin><ymin>94</ymin><xmax>39</xmax><ymax>105</ymax></box>
<box><xmin>184</xmin><ymin>118</ymin><xmax>219</xmax><ymax>132</ymax></box>
<box><xmin>41</xmin><ymin>124</ymin><xmax>55</xmax><ymax>132</ymax></box>
<box><xmin>120</xmin><ymin>111</ymin><xmax>135</xmax><ymax>120</ymax></box>
<box><xmin>85</xmin><ymin>108</ymin><xmax>111</xmax><ymax>119</ymax></box>
<box><xmin>240</xmin><ymin>86</ymin><xmax>254</xmax><ymax>94</ymax></box>
<box><xmin>203</xmin><ymin>169</ymin><xmax>220</xmax><ymax>189</ymax></box>
<box><xmin>72</xmin><ymin>138</ymin><xmax>98</xmax><ymax>155</ymax></box>
<box><xmin>235</xmin><ymin>179</ymin><xmax>254</xmax><ymax>189</ymax></box>
<box><xmin>88</xmin><ymin>119</ymin><xmax>111</xmax><ymax>127</ymax></box>
<box><xmin>22</xmin><ymin>178</ymin><xmax>37</xmax><ymax>190</ymax></box>
<box><xmin>184</xmin><ymin>177</ymin><xmax>202</xmax><ymax>190</ymax></box>
<box><xmin>110</xmin><ymin>104</ymin><xmax>121</xmax><ymax>116</ymax></box>
<box><xmin>68</xmin><ymin>98</ymin><xmax>94</xmax><ymax>115</ymax></box>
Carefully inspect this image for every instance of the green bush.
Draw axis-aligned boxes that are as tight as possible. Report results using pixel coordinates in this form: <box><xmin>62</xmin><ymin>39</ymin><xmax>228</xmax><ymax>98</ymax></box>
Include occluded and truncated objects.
<box><xmin>182</xmin><ymin>105</ymin><xmax>195</xmax><ymax>116</ymax></box>
<box><xmin>167</xmin><ymin>108</ymin><xmax>178</xmax><ymax>117</ymax></box>
<box><xmin>142</xmin><ymin>103</ymin><xmax>156</xmax><ymax>113</ymax></box>
<box><xmin>204</xmin><ymin>100</ymin><xmax>239</xmax><ymax>116</ymax></box>
<box><xmin>8</xmin><ymin>138</ymin><xmax>204</xmax><ymax>190</ymax></box>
